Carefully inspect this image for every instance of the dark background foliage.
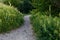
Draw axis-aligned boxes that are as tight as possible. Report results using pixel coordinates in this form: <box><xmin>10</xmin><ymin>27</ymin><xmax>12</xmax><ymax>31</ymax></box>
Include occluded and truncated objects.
<box><xmin>17</xmin><ymin>0</ymin><xmax>35</xmax><ymax>14</ymax></box>
<box><xmin>1</xmin><ymin>0</ymin><xmax>60</xmax><ymax>16</ymax></box>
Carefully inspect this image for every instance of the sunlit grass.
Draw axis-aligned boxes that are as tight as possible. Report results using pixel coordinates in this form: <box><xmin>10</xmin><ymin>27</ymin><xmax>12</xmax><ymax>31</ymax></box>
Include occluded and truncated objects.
<box><xmin>0</xmin><ymin>3</ymin><xmax>24</xmax><ymax>33</ymax></box>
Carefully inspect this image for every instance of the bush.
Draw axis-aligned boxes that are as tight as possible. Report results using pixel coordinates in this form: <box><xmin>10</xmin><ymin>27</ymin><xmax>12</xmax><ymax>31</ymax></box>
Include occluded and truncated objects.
<box><xmin>31</xmin><ymin>12</ymin><xmax>60</xmax><ymax>40</ymax></box>
<box><xmin>0</xmin><ymin>3</ymin><xmax>24</xmax><ymax>33</ymax></box>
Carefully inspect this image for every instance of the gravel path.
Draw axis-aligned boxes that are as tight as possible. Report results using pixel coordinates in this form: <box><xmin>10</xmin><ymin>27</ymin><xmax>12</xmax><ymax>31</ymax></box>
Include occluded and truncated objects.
<box><xmin>0</xmin><ymin>15</ymin><xmax>35</xmax><ymax>40</ymax></box>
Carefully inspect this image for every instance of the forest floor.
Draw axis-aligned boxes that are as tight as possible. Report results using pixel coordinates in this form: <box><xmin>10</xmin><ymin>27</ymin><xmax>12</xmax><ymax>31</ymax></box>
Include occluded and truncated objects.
<box><xmin>0</xmin><ymin>15</ymin><xmax>35</xmax><ymax>40</ymax></box>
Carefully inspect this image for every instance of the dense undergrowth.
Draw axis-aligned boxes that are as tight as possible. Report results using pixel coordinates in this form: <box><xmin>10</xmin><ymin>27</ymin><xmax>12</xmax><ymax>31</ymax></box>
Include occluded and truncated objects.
<box><xmin>30</xmin><ymin>10</ymin><xmax>60</xmax><ymax>40</ymax></box>
<box><xmin>0</xmin><ymin>3</ymin><xmax>24</xmax><ymax>33</ymax></box>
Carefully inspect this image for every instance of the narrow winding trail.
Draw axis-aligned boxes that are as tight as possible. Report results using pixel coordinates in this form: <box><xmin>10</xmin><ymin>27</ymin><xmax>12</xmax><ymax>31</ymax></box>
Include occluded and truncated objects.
<box><xmin>0</xmin><ymin>15</ymin><xmax>35</xmax><ymax>40</ymax></box>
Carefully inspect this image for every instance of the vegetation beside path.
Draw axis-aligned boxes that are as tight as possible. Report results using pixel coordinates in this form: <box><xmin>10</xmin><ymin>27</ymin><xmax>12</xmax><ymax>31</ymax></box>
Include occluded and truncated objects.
<box><xmin>30</xmin><ymin>10</ymin><xmax>60</xmax><ymax>40</ymax></box>
<box><xmin>0</xmin><ymin>3</ymin><xmax>24</xmax><ymax>33</ymax></box>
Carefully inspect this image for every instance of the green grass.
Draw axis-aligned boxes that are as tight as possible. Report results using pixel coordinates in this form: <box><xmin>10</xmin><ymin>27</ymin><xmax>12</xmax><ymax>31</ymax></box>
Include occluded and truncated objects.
<box><xmin>0</xmin><ymin>3</ymin><xmax>24</xmax><ymax>33</ymax></box>
<box><xmin>31</xmin><ymin>11</ymin><xmax>60</xmax><ymax>40</ymax></box>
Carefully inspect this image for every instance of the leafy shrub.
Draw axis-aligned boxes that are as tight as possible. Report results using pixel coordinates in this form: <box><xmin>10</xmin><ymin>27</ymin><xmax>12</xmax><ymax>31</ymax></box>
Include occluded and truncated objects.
<box><xmin>31</xmin><ymin>12</ymin><xmax>60</xmax><ymax>40</ymax></box>
<box><xmin>0</xmin><ymin>3</ymin><xmax>24</xmax><ymax>33</ymax></box>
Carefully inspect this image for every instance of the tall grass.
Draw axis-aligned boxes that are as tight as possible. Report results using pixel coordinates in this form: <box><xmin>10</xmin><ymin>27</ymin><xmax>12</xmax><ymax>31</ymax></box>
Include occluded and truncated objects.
<box><xmin>0</xmin><ymin>3</ymin><xmax>24</xmax><ymax>33</ymax></box>
<box><xmin>31</xmin><ymin>11</ymin><xmax>60</xmax><ymax>40</ymax></box>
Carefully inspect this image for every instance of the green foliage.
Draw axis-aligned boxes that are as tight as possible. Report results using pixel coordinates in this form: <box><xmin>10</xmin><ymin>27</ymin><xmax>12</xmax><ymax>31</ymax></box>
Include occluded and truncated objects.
<box><xmin>31</xmin><ymin>0</ymin><xmax>51</xmax><ymax>11</ymax></box>
<box><xmin>31</xmin><ymin>0</ymin><xmax>60</xmax><ymax>16</ymax></box>
<box><xmin>17</xmin><ymin>0</ymin><xmax>34</xmax><ymax>14</ymax></box>
<box><xmin>3</xmin><ymin>0</ymin><xmax>21</xmax><ymax>7</ymax></box>
<box><xmin>0</xmin><ymin>3</ymin><xmax>24</xmax><ymax>33</ymax></box>
<box><xmin>30</xmin><ymin>11</ymin><xmax>60</xmax><ymax>40</ymax></box>
<box><xmin>3</xmin><ymin>0</ymin><xmax>34</xmax><ymax>14</ymax></box>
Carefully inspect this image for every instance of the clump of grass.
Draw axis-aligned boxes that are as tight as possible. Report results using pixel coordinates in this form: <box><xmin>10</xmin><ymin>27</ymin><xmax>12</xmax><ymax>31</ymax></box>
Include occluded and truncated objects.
<box><xmin>0</xmin><ymin>3</ymin><xmax>24</xmax><ymax>33</ymax></box>
<box><xmin>31</xmin><ymin>11</ymin><xmax>60</xmax><ymax>40</ymax></box>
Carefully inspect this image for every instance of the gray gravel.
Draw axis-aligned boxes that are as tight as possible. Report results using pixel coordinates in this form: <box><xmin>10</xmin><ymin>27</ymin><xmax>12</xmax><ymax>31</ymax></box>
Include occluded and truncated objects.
<box><xmin>0</xmin><ymin>15</ymin><xmax>35</xmax><ymax>40</ymax></box>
